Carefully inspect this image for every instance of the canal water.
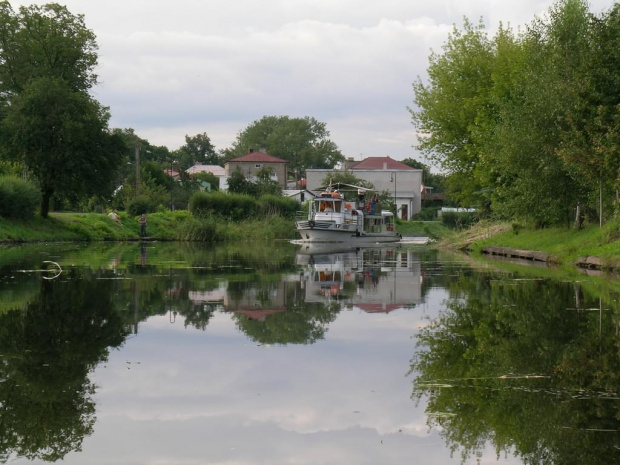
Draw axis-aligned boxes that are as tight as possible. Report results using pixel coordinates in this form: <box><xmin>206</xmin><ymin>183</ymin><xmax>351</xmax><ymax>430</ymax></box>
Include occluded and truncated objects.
<box><xmin>1</xmin><ymin>241</ymin><xmax>619</xmax><ymax>464</ymax></box>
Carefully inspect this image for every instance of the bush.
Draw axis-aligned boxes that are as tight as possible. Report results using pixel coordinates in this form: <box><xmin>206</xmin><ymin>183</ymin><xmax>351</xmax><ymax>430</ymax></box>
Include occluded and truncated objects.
<box><xmin>258</xmin><ymin>194</ymin><xmax>300</xmax><ymax>218</ymax></box>
<box><xmin>176</xmin><ymin>216</ymin><xmax>219</xmax><ymax>241</ymax></box>
<box><xmin>189</xmin><ymin>191</ymin><xmax>259</xmax><ymax>221</ymax></box>
<box><xmin>412</xmin><ymin>206</ymin><xmax>441</xmax><ymax>221</ymax></box>
<box><xmin>0</xmin><ymin>176</ymin><xmax>41</xmax><ymax>219</ymax></box>
<box><xmin>126</xmin><ymin>195</ymin><xmax>156</xmax><ymax>216</ymax></box>
<box><xmin>441</xmin><ymin>211</ymin><xmax>478</xmax><ymax>230</ymax></box>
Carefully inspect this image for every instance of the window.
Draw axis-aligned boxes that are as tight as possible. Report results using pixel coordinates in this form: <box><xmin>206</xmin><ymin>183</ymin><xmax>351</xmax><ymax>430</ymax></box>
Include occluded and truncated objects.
<box><xmin>255</xmin><ymin>164</ymin><xmax>261</xmax><ymax>168</ymax></box>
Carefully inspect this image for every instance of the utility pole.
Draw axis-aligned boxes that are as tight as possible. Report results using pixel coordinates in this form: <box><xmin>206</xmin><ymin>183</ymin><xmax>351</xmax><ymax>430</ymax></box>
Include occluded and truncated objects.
<box><xmin>135</xmin><ymin>139</ymin><xmax>140</xmax><ymax>195</ymax></box>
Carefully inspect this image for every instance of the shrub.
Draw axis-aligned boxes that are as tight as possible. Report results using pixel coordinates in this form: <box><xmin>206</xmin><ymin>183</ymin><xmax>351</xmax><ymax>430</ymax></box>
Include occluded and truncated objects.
<box><xmin>412</xmin><ymin>206</ymin><xmax>441</xmax><ymax>221</ymax></box>
<box><xmin>441</xmin><ymin>211</ymin><xmax>478</xmax><ymax>230</ymax></box>
<box><xmin>126</xmin><ymin>195</ymin><xmax>156</xmax><ymax>216</ymax></box>
<box><xmin>0</xmin><ymin>176</ymin><xmax>41</xmax><ymax>219</ymax></box>
<box><xmin>176</xmin><ymin>216</ymin><xmax>219</xmax><ymax>241</ymax></box>
<box><xmin>258</xmin><ymin>194</ymin><xmax>299</xmax><ymax>218</ymax></box>
<box><xmin>189</xmin><ymin>192</ymin><xmax>259</xmax><ymax>221</ymax></box>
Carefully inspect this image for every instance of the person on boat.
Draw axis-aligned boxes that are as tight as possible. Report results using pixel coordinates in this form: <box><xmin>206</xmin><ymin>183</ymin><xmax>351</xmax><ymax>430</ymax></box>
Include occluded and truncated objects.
<box><xmin>370</xmin><ymin>195</ymin><xmax>377</xmax><ymax>214</ymax></box>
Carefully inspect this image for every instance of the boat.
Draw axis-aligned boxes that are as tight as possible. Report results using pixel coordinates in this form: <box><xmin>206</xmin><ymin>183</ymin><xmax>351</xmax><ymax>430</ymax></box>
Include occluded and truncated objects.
<box><xmin>295</xmin><ymin>186</ymin><xmax>401</xmax><ymax>243</ymax></box>
<box><xmin>295</xmin><ymin>246</ymin><xmax>423</xmax><ymax>310</ymax></box>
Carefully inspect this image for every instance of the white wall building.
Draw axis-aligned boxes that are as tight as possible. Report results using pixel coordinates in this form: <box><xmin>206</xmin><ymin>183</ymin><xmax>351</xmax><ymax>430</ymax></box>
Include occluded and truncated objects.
<box><xmin>305</xmin><ymin>157</ymin><xmax>423</xmax><ymax>220</ymax></box>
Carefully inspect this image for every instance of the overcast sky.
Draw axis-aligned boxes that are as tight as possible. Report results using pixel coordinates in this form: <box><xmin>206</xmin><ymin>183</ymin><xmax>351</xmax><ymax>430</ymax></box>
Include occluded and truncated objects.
<box><xmin>8</xmin><ymin>0</ymin><xmax>615</xmax><ymax>163</ymax></box>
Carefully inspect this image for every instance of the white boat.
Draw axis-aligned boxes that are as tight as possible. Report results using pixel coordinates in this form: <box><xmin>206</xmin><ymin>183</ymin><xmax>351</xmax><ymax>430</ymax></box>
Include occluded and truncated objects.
<box><xmin>295</xmin><ymin>188</ymin><xmax>401</xmax><ymax>243</ymax></box>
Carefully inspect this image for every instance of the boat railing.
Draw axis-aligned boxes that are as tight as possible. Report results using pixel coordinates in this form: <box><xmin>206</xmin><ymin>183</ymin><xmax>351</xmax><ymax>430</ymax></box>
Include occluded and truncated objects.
<box><xmin>295</xmin><ymin>211</ymin><xmax>308</xmax><ymax>222</ymax></box>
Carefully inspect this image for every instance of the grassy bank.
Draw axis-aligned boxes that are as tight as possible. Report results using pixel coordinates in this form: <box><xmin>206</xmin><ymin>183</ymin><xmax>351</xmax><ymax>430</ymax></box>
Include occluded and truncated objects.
<box><xmin>396</xmin><ymin>219</ymin><xmax>452</xmax><ymax>240</ymax></box>
<box><xmin>440</xmin><ymin>219</ymin><xmax>620</xmax><ymax>269</ymax></box>
<box><xmin>0</xmin><ymin>210</ymin><xmax>297</xmax><ymax>243</ymax></box>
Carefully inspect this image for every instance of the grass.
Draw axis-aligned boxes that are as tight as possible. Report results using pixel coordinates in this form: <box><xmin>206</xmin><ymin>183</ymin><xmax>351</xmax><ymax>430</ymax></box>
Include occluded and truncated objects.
<box><xmin>0</xmin><ymin>210</ymin><xmax>297</xmax><ymax>243</ymax></box>
<box><xmin>444</xmin><ymin>219</ymin><xmax>620</xmax><ymax>269</ymax></box>
<box><xmin>396</xmin><ymin>219</ymin><xmax>454</xmax><ymax>240</ymax></box>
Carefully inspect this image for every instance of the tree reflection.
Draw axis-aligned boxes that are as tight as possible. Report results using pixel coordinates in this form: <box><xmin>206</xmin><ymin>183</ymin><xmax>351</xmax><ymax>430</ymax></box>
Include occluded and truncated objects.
<box><xmin>0</xmin><ymin>268</ymin><xmax>128</xmax><ymax>461</ymax></box>
<box><xmin>231</xmin><ymin>280</ymin><xmax>340</xmax><ymax>345</ymax></box>
<box><xmin>411</xmin><ymin>272</ymin><xmax>620</xmax><ymax>464</ymax></box>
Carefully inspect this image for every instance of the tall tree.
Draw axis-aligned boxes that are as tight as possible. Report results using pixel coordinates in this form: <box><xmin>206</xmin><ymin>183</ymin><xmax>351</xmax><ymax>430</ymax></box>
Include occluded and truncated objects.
<box><xmin>411</xmin><ymin>18</ymin><xmax>496</xmax><ymax>207</ymax></box>
<box><xmin>0</xmin><ymin>2</ymin><xmax>98</xmax><ymax>96</ymax></box>
<box><xmin>3</xmin><ymin>78</ymin><xmax>124</xmax><ymax>216</ymax></box>
<box><xmin>230</xmin><ymin>115</ymin><xmax>344</xmax><ymax>176</ymax></box>
<box><xmin>175</xmin><ymin>132</ymin><xmax>219</xmax><ymax>169</ymax></box>
<box><xmin>0</xmin><ymin>2</ymin><xmax>122</xmax><ymax>217</ymax></box>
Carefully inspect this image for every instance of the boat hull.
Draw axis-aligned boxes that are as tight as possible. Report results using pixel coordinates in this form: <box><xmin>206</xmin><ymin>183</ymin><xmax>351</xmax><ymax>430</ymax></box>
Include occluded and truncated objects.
<box><xmin>295</xmin><ymin>221</ymin><xmax>400</xmax><ymax>243</ymax></box>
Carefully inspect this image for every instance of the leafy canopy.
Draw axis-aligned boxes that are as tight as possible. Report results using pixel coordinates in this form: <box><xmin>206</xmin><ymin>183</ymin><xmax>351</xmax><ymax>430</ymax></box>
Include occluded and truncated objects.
<box><xmin>231</xmin><ymin>115</ymin><xmax>345</xmax><ymax>175</ymax></box>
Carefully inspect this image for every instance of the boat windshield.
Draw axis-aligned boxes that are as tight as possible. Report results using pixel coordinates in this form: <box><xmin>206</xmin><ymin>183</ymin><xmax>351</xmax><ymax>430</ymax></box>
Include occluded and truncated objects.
<box><xmin>316</xmin><ymin>199</ymin><xmax>342</xmax><ymax>213</ymax></box>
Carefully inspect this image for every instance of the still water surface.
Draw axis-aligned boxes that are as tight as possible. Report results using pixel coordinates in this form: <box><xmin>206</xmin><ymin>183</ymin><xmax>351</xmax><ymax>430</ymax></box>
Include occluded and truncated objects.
<box><xmin>1</xmin><ymin>241</ymin><xmax>619</xmax><ymax>464</ymax></box>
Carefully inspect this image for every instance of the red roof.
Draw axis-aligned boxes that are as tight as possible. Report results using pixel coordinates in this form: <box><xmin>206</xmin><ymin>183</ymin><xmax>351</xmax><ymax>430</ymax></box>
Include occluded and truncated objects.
<box><xmin>349</xmin><ymin>156</ymin><xmax>414</xmax><ymax>171</ymax></box>
<box><xmin>227</xmin><ymin>151</ymin><xmax>288</xmax><ymax>164</ymax></box>
<box><xmin>357</xmin><ymin>303</ymin><xmax>403</xmax><ymax>313</ymax></box>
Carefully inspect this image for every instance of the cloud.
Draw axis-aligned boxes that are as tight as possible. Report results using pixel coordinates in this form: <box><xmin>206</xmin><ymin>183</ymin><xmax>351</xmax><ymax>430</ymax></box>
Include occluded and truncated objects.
<box><xmin>9</xmin><ymin>0</ymin><xmax>618</xmax><ymax>161</ymax></box>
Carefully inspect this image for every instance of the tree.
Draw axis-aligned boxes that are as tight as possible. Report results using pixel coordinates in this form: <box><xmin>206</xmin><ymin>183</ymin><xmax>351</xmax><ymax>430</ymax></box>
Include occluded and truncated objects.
<box><xmin>401</xmin><ymin>157</ymin><xmax>445</xmax><ymax>192</ymax></box>
<box><xmin>319</xmin><ymin>171</ymin><xmax>374</xmax><ymax>190</ymax></box>
<box><xmin>175</xmin><ymin>132</ymin><xmax>219</xmax><ymax>169</ymax></box>
<box><xmin>230</xmin><ymin>115</ymin><xmax>345</xmax><ymax>175</ymax></box>
<box><xmin>0</xmin><ymin>2</ymin><xmax>98</xmax><ymax>97</ymax></box>
<box><xmin>411</xmin><ymin>18</ymin><xmax>496</xmax><ymax>207</ymax></box>
<box><xmin>227</xmin><ymin>167</ymin><xmax>257</xmax><ymax>196</ymax></box>
<box><xmin>0</xmin><ymin>3</ymin><xmax>122</xmax><ymax>217</ymax></box>
<box><xmin>2</xmin><ymin>77</ymin><xmax>124</xmax><ymax>217</ymax></box>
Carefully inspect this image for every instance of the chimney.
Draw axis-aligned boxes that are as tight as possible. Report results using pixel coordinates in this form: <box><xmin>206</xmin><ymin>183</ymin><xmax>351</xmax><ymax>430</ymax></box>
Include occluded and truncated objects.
<box><xmin>383</xmin><ymin>162</ymin><xmax>388</xmax><ymax>170</ymax></box>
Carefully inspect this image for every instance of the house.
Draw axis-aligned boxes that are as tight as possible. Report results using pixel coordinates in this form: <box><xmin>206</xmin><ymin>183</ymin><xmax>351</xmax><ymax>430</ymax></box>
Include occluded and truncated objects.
<box><xmin>305</xmin><ymin>156</ymin><xmax>423</xmax><ymax>220</ymax></box>
<box><xmin>224</xmin><ymin>150</ymin><xmax>289</xmax><ymax>190</ymax></box>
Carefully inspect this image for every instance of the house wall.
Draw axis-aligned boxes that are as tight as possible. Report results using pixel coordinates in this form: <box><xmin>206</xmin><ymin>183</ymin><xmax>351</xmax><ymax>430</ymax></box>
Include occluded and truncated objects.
<box><xmin>305</xmin><ymin>168</ymin><xmax>423</xmax><ymax>219</ymax></box>
<box><xmin>225</xmin><ymin>161</ymin><xmax>288</xmax><ymax>189</ymax></box>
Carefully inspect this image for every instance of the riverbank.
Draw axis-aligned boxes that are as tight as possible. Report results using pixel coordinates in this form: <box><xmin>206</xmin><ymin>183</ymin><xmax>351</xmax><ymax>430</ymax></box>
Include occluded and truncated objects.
<box><xmin>0</xmin><ymin>211</ymin><xmax>450</xmax><ymax>244</ymax></box>
<box><xmin>439</xmin><ymin>219</ymin><xmax>620</xmax><ymax>271</ymax></box>
<box><xmin>0</xmin><ymin>211</ymin><xmax>296</xmax><ymax>243</ymax></box>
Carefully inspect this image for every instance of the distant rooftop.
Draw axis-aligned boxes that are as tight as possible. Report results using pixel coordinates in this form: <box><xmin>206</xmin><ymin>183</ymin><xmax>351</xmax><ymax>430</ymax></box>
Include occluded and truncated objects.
<box><xmin>186</xmin><ymin>163</ymin><xmax>226</xmax><ymax>176</ymax></box>
<box><xmin>349</xmin><ymin>156</ymin><xmax>415</xmax><ymax>171</ymax></box>
<box><xmin>227</xmin><ymin>151</ymin><xmax>288</xmax><ymax>164</ymax></box>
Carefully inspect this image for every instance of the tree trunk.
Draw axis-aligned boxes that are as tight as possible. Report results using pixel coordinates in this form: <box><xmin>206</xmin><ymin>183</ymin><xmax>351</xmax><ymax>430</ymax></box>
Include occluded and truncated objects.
<box><xmin>40</xmin><ymin>188</ymin><xmax>53</xmax><ymax>218</ymax></box>
<box><xmin>574</xmin><ymin>202</ymin><xmax>583</xmax><ymax>229</ymax></box>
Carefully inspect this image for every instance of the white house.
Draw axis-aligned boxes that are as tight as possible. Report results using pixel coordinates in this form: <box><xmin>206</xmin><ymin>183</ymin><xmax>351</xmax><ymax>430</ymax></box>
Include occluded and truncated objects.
<box><xmin>305</xmin><ymin>156</ymin><xmax>423</xmax><ymax>220</ymax></box>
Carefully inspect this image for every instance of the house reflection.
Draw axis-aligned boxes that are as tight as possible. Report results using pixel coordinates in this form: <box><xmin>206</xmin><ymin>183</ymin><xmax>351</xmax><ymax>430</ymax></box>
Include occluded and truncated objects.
<box><xmin>184</xmin><ymin>246</ymin><xmax>423</xmax><ymax>322</ymax></box>
<box><xmin>296</xmin><ymin>246</ymin><xmax>423</xmax><ymax>312</ymax></box>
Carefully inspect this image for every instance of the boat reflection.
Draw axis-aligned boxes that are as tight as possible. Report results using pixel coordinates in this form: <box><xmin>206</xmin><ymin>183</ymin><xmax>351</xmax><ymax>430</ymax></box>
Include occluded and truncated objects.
<box><xmin>296</xmin><ymin>244</ymin><xmax>423</xmax><ymax>312</ymax></box>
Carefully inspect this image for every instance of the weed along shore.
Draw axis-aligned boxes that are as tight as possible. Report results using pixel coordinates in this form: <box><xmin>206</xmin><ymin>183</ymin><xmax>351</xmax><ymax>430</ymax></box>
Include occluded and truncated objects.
<box><xmin>441</xmin><ymin>220</ymin><xmax>620</xmax><ymax>273</ymax></box>
<box><xmin>0</xmin><ymin>211</ymin><xmax>297</xmax><ymax>243</ymax></box>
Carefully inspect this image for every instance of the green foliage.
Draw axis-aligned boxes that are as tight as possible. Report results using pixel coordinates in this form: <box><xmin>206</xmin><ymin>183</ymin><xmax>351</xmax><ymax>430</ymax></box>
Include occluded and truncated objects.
<box><xmin>176</xmin><ymin>216</ymin><xmax>219</xmax><ymax>241</ymax></box>
<box><xmin>226</xmin><ymin>167</ymin><xmax>281</xmax><ymax>197</ymax></box>
<box><xmin>189</xmin><ymin>191</ymin><xmax>258</xmax><ymax>221</ymax></box>
<box><xmin>174</xmin><ymin>132</ymin><xmax>220</xmax><ymax>169</ymax></box>
<box><xmin>319</xmin><ymin>171</ymin><xmax>374</xmax><ymax>190</ymax></box>
<box><xmin>1</xmin><ymin>77</ymin><xmax>124</xmax><ymax>217</ymax></box>
<box><xmin>126</xmin><ymin>195</ymin><xmax>156</xmax><ymax>216</ymax></box>
<box><xmin>0</xmin><ymin>3</ymin><xmax>98</xmax><ymax>96</ymax></box>
<box><xmin>258</xmin><ymin>194</ymin><xmax>299</xmax><ymax>218</ymax></box>
<box><xmin>0</xmin><ymin>176</ymin><xmax>40</xmax><ymax>219</ymax></box>
<box><xmin>411</xmin><ymin>206</ymin><xmax>441</xmax><ymax>221</ymax></box>
<box><xmin>441</xmin><ymin>211</ymin><xmax>479</xmax><ymax>230</ymax></box>
<box><xmin>229</xmin><ymin>115</ymin><xmax>344</xmax><ymax>174</ymax></box>
<box><xmin>401</xmin><ymin>157</ymin><xmax>445</xmax><ymax>192</ymax></box>
<box><xmin>411</xmin><ymin>1</ymin><xmax>620</xmax><ymax>226</ymax></box>
<box><xmin>0</xmin><ymin>5</ymin><xmax>123</xmax><ymax>218</ymax></box>
<box><xmin>193</xmin><ymin>171</ymin><xmax>219</xmax><ymax>190</ymax></box>
<box><xmin>226</xmin><ymin>168</ymin><xmax>257</xmax><ymax>196</ymax></box>
<box><xmin>0</xmin><ymin>268</ymin><xmax>127</xmax><ymax>461</ymax></box>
